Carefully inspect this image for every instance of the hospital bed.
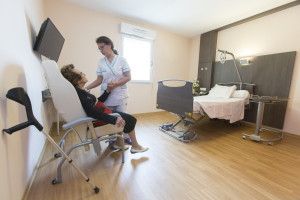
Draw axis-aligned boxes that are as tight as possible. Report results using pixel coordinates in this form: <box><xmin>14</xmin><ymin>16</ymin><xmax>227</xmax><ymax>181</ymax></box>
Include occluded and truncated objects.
<box><xmin>156</xmin><ymin>79</ymin><xmax>254</xmax><ymax>142</ymax></box>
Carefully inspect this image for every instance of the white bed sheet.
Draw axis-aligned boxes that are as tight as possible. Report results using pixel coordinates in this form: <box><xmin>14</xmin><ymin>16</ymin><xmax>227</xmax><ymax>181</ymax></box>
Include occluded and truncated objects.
<box><xmin>193</xmin><ymin>95</ymin><xmax>249</xmax><ymax>123</ymax></box>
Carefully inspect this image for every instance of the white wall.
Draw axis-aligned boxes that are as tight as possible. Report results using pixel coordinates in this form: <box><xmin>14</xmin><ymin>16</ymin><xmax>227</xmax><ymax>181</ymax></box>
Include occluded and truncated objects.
<box><xmin>0</xmin><ymin>0</ymin><xmax>54</xmax><ymax>199</ymax></box>
<box><xmin>188</xmin><ymin>36</ymin><xmax>200</xmax><ymax>81</ymax></box>
<box><xmin>44</xmin><ymin>0</ymin><xmax>193</xmax><ymax>114</ymax></box>
<box><xmin>215</xmin><ymin>5</ymin><xmax>300</xmax><ymax>135</ymax></box>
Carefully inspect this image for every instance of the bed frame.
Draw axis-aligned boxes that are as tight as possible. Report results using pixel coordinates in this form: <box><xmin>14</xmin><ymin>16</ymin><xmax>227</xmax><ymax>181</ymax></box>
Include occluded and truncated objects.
<box><xmin>156</xmin><ymin>79</ymin><xmax>200</xmax><ymax>142</ymax></box>
<box><xmin>156</xmin><ymin>79</ymin><xmax>255</xmax><ymax>142</ymax></box>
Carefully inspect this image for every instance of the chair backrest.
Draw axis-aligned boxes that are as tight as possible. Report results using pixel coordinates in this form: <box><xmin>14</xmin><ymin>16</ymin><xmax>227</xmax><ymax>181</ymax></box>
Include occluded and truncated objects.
<box><xmin>42</xmin><ymin>60</ymin><xmax>87</xmax><ymax>122</ymax></box>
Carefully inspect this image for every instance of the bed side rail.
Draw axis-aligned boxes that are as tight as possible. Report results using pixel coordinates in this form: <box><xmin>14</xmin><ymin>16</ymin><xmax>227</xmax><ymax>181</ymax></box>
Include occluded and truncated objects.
<box><xmin>156</xmin><ymin>79</ymin><xmax>193</xmax><ymax>117</ymax></box>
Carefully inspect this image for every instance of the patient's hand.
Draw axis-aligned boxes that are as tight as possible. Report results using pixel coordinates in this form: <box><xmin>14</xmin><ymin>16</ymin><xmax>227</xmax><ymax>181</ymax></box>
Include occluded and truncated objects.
<box><xmin>107</xmin><ymin>81</ymin><xmax>117</xmax><ymax>91</ymax></box>
<box><xmin>116</xmin><ymin>117</ymin><xmax>125</xmax><ymax>127</ymax></box>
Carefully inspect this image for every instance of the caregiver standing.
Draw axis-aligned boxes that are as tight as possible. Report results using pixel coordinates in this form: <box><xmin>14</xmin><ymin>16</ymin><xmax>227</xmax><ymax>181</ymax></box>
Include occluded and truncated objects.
<box><xmin>86</xmin><ymin>36</ymin><xmax>132</xmax><ymax>147</ymax></box>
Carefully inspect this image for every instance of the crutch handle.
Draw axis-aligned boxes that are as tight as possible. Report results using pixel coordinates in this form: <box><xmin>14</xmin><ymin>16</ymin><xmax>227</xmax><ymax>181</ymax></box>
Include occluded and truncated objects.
<box><xmin>2</xmin><ymin>119</ymin><xmax>43</xmax><ymax>134</ymax></box>
<box><xmin>3</xmin><ymin>121</ymin><xmax>32</xmax><ymax>134</ymax></box>
<box><xmin>2</xmin><ymin>87</ymin><xmax>44</xmax><ymax>134</ymax></box>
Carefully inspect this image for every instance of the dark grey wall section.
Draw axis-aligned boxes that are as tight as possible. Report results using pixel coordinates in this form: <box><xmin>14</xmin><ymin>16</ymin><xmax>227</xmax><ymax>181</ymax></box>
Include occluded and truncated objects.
<box><xmin>199</xmin><ymin>31</ymin><xmax>218</xmax><ymax>62</ymax></box>
<box><xmin>198</xmin><ymin>31</ymin><xmax>218</xmax><ymax>90</ymax></box>
<box><xmin>213</xmin><ymin>51</ymin><xmax>296</xmax><ymax>129</ymax></box>
<box><xmin>198</xmin><ymin>61</ymin><xmax>213</xmax><ymax>90</ymax></box>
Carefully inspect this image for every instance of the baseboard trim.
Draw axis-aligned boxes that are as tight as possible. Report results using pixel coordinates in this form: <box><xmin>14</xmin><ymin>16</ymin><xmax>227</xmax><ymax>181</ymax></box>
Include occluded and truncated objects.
<box><xmin>22</xmin><ymin>134</ymin><xmax>49</xmax><ymax>200</ymax></box>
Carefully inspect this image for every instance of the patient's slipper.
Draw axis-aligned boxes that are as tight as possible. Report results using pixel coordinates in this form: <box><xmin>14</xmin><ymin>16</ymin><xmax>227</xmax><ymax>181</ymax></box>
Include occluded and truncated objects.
<box><xmin>130</xmin><ymin>146</ymin><xmax>149</xmax><ymax>154</ymax></box>
<box><xmin>113</xmin><ymin>144</ymin><xmax>129</xmax><ymax>150</ymax></box>
<box><xmin>109</xmin><ymin>140</ymin><xmax>116</xmax><ymax>149</ymax></box>
<box><xmin>124</xmin><ymin>137</ymin><xmax>132</xmax><ymax>145</ymax></box>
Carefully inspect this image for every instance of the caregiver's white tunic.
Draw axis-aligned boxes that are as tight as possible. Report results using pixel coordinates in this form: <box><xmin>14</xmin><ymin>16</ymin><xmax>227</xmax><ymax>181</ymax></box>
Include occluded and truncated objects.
<box><xmin>96</xmin><ymin>55</ymin><xmax>130</xmax><ymax>106</ymax></box>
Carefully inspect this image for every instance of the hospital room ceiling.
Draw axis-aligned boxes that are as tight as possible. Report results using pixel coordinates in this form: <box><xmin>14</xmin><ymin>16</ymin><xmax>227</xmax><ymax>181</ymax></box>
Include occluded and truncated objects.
<box><xmin>61</xmin><ymin>0</ymin><xmax>297</xmax><ymax>38</ymax></box>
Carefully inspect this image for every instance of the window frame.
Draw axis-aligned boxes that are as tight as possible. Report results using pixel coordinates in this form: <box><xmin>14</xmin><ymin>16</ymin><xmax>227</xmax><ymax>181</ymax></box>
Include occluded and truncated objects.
<box><xmin>121</xmin><ymin>34</ymin><xmax>153</xmax><ymax>83</ymax></box>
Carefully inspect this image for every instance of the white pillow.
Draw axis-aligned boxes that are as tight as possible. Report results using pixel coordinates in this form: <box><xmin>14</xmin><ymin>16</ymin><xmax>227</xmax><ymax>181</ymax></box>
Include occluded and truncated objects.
<box><xmin>208</xmin><ymin>84</ymin><xmax>237</xmax><ymax>98</ymax></box>
<box><xmin>232</xmin><ymin>90</ymin><xmax>250</xmax><ymax>99</ymax></box>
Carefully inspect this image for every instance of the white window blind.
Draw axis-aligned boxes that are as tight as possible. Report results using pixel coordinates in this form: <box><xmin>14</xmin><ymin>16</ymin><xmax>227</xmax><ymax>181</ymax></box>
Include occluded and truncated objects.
<box><xmin>120</xmin><ymin>23</ymin><xmax>155</xmax><ymax>82</ymax></box>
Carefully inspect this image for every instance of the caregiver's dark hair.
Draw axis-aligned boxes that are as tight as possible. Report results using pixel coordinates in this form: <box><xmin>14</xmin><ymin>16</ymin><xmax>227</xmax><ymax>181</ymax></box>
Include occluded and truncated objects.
<box><xmin>96</xmin><ymin>36</ymin><xmax>118</xmax><ymax>55</ymax></box>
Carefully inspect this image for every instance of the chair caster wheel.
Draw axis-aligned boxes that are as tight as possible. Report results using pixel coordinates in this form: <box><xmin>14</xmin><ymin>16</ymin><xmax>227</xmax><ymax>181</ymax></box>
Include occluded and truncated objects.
<box><xmin>242</xmin><ymin>135</ymin><xmax>247</xmax><ymax>140</ymax></box>
<box><xmin>52</xmin><ymin>178</ymin><xmax>58</xmax><ymax>185</ymax></box>
<box><xmin>268</xmin><ymin>142</ymin><xmax>273</xmax><ymax>146</ymax></box>
<box><xmin>94</xmin><ymin>187</ymin><xmax>100</xmax><ymax>193</ymax></box>
<box><xmin>54</xmin><ymin>153</ymin><xmax>61</xmax><ymax>158</ymax></box>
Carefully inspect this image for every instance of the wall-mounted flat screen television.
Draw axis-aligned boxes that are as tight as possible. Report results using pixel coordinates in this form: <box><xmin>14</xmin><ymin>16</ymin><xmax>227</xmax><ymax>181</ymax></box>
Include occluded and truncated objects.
<box><xmin>33</xmin><ymin>18</ymin><xmax>65</xmax><ymax>62</ymax></box>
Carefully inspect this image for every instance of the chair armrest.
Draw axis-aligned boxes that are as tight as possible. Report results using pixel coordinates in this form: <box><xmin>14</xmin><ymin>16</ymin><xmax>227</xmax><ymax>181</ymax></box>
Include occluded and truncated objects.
<box><xmin>62</xmin><ymin>117</ymin><xmax>95</xmax><ymax>130</ymax></box>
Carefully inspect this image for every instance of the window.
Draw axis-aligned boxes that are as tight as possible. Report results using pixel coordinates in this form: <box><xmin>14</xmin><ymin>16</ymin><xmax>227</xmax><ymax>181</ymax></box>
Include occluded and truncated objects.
<box><xmin>121</xmin><ymin>34</ymin><xmax>153</xmax><ymax>82</ymax></box>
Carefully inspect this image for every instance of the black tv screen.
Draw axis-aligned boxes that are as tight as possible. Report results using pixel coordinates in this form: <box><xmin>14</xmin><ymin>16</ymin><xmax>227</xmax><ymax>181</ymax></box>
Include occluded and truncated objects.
<box><xmin>33</xmin><ymin>18</ymin><xmax>65</xmax><ymax>62</ymax></box>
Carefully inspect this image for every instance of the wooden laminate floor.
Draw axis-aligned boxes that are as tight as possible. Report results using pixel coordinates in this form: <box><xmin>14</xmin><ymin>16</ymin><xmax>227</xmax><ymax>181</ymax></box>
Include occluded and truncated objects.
<box><xmin>26</xmin><ymin>112</ymin><xmax>300</xmax><ymax>200</ymax></box>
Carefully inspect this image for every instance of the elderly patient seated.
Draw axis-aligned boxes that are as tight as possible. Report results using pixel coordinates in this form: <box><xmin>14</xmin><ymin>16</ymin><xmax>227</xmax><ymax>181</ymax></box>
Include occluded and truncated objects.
<box><xmin>61</xmin><ymin>64</ymin><xmax>149</xmax><ymax>154</ymax></box>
